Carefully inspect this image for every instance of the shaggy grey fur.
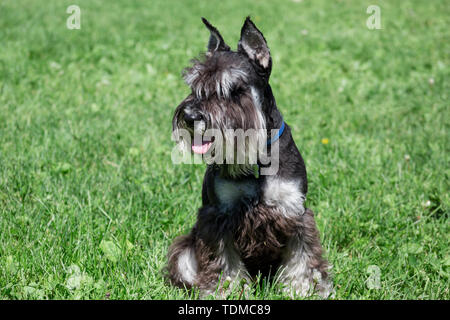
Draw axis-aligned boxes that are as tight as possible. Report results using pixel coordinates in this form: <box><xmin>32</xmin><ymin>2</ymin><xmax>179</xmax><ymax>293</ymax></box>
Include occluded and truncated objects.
<box><xmin>168</xmin><ymin>17</ymin><xmax>333</xmax><ymax>298</ymax></box>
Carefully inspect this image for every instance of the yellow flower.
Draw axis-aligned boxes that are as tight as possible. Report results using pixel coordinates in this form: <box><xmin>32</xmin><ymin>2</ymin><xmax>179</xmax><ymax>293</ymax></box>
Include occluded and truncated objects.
<box><xmin>321</xmin><ymin>138</ymin><xmax>329</xmax><ymax>145</ymax></box>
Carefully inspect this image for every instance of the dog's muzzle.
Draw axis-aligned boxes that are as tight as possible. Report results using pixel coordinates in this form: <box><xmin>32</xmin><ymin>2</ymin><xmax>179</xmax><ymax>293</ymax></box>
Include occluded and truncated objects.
<box><xmin>183</xmin><ymin>112</ymin><xmax>203</xmax><ymax>127</ymax></box>
<box><xmin>181</xmin><ymin>110</ymin><xmax>214</xmax><ymax>155</ymax></box>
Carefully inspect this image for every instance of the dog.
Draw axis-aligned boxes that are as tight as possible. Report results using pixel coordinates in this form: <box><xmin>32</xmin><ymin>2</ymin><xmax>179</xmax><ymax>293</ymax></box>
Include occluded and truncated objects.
<box><xmin>168</xmin><ymin>17</ymin><xmax>333</xmax><ymax>298</ymax></box>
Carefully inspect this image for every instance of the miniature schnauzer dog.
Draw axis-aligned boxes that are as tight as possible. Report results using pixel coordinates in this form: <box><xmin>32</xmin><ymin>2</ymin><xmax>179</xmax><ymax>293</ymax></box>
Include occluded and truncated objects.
<box><xmin>168</xmin><ymin>17</ymin><xmax>333</xmax><ymax>298</ymax></box>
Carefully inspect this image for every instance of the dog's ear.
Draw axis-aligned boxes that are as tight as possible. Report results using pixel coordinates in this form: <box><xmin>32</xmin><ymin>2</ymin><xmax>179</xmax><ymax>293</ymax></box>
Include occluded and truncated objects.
<box><xmin>201</xmin><ymin>18</ymin><xmax>230</xmax><ymax>53</ymax></box>
<box><xmin>238</xmin><ymin>17</ymin><xmax>271</xmax><ymax>71</ymax></box>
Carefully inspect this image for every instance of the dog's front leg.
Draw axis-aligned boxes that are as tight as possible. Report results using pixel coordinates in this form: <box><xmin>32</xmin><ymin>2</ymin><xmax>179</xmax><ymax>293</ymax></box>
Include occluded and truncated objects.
<box><xmin>168</xmin><ymin>206</ymin><xmax>250</xmax><ymax>298</ymax></box>
<box><xmin>195</xmin><ymin>241</ymin><xmax>250</xmax><ymax>298</ymax></box>
<box><xmin>195</xmin><ymin>206</ymin><xmax>251</xmax><ymax>298</ymax></box>
<box><xmin>278</xmin><ymin>209</ymin><xmax>334</xmax><ymax>298</ymax></box>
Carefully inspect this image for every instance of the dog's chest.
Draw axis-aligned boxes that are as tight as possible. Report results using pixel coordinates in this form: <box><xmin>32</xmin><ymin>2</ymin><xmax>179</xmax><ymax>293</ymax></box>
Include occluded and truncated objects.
<box><xmin>213</xmin><ymin>177</ymin><xmax>258</xmax><ymax>210</ymax></box>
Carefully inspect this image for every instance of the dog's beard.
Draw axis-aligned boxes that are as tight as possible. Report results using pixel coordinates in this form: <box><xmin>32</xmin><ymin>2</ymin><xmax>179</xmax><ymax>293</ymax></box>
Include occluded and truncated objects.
<box><xmin>172</xmin><ymin>90</ymin><xmax>266</xmax><ymax>178</ymax></box>
<box><xmin>172</xmin><ymin>117</ymin><xmax>214</xmax><ymax>155</ymax></box>
<box><xmin>173</xmin><ymin>127</ymin><xmax>264</xmax><ymax>171</ymax></box>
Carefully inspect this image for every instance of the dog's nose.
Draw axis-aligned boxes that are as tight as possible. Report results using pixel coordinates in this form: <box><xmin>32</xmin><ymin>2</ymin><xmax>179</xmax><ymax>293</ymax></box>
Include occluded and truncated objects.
<box><xmin>183</xmin><ymin>112</ymin><xmax>203</xmax><ymax>127</ymax></box>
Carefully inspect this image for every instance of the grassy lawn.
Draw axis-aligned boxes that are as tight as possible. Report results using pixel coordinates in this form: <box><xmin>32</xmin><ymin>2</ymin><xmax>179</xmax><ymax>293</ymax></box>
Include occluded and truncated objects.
<box><xmin>0</xmin><ymin>0</ymin><xmax>448</xmax><ymax>299</ymax></box>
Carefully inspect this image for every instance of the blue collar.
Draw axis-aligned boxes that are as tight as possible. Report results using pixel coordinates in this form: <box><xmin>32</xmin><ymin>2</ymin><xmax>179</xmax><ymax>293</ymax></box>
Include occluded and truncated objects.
<box><xmin>267</xmin><ymin>120</ymin><xmax>285</xmax><ymax>145</ymax></box>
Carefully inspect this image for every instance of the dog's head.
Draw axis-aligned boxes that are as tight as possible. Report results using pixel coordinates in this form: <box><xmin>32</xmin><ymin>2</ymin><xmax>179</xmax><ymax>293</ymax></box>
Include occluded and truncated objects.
<box><xmin>172</xmin><ymin>17</ymin><xmax>274</xmax><ymax>176</ymax></box>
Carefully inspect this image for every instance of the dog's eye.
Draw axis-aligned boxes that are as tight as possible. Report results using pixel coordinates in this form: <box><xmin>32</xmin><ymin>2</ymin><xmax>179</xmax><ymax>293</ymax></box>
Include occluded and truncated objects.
<box><xmin>231</xmin><ymin>85</ymin><xmax>245</xmax><ymax>95</ymax></box>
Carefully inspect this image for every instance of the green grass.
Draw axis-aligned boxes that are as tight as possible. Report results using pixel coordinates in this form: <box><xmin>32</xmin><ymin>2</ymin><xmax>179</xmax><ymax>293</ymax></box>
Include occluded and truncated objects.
<box><xmin>0</xmin><ymin>0</ymin><xmax>448</xmax><ymax>299</ymax></box>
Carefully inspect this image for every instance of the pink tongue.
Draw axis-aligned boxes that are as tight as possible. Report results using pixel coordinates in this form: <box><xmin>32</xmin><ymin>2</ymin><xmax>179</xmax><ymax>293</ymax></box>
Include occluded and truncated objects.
<box><xmin>192</xmin><ymin>141</ymin><xmax>212</xmax><ymax>154</ymax></box>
